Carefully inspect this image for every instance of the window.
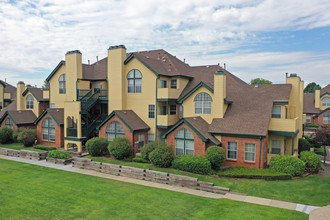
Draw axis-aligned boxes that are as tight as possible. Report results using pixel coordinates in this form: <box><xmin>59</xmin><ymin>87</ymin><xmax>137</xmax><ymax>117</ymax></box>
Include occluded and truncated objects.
<box><xmin>148</xmin><ymin>133</ymin><xmax>155</xmax><ymax>143</ymax></box>
<box><xmin>127</xmin><ymin>69</ymin><xmax>142</xmax><ymax>93</ymax></box>
<box><xmin>323</xmin><ymin>112</ymin><xmax>330</xmax><ymax>124</ymax></box>
<box><xmin>227</xmin><ymin>142</ymin><xmax>237</xmax><ymax>159</ymax></box>
<box><xmin>5</xmin><ymin>118</ymin><xmax>13</xmax><ymax>129</ymax></box>
<box><xmin>50</xmin><ymin>103</ymin><xmax>55</xmax><ymax>108</ymax></box>
<box><xmin>272</xmin><ymin>106</ymin><xmax>281</xmax><ymax>118</ymax></box>
<box><xmin>148</xmin><ymin>105</ymin><xmax>155</xmax><ymax>118</ymax></box>
<box><xmin>42</xmin><ymin>118</ymin><xmax>55</xmax><ymax>141</ymax></box>
<box><xmin>170</xmin><ymin>104</ymin><xmax>176</xmax><ymax>115</ymax></box>
<box><xmin>138</xmin><ymin>134</ymin><xmax>145</xmax><ymax>148</ymax></box>
<box><xmin>159</xmin><ymin>105</ymin><xmax>166</xmax><ymax>115</ymax></box>
<box><xmin>26</xmin><ymin>94</ymin><xmax>34</xmax><ymax>109</ymax></box>
<box><xmin>106</xmin><ymin>121</ymin><xmax>125</xmax><ymax>142</ymax></box>
<box><xmin>271</xmin><ymin>140</ymin><xmax>281</xmax><ymax>154</ymax></box>
<box><xmin>322</xmin><ymin>97</ymin><xmax>330</xmax><ymax>107</ymax></box>
<box><xmin>170</xmin><ymin>79</ymin><xmax>177</xmax><ymax>89</ymax></box>
<box><xmin>175</xmin><ymin>129</ymin><xmax>194</xmax><ymax>156</ymax></box>
<box><xmin>59</xmin><ymin>74</ymin><xmax>66</xmax><ymax>94</ymax></box>
<box><xmin>194</xmin><ymin>92</ymin><xmax>212</xmax><ymax>114</ymax></box>
<box><xmin>306</xmin><ymin>116</ymin><xmax>311</xmax><ymax>123</ymax></box>
<box><xmin>160</xmin><ymin>80</ymin><xmax>167</xmax><ymax>88</ymax></box>
<box><xmin>244</xmin><ymin>143</ymin><xmax>255</xmax><ymax>162</ymax></box>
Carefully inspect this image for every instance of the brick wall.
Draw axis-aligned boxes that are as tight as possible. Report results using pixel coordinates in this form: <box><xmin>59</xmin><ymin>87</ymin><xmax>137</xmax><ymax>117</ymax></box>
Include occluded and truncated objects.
<box><xmin>313</xmin><ymin>109</ymin><xmax>330</xmax><ymax>126</ymax></box>
<box><xmin>39</xmin><ymin>102</ymin><xmax>49</xmax><ymax>117</ymax></box>
<box><xmin>36</xmin><ymin>113</ymin><xmax>64</xmax><ymax>148</ymax></box>
<box><xmin>165</xmin><ymin>123</ymin><xmax>207</xmax><ymax>156</ymax></box>
<box><xmin>221</xmin><ymin>136</ymin><xmax>268</xmax><ymax>168</ymax></box>
<box><xmin>1</xmin><ymin>115</ymin><xmax>17</xmax><ymax>130</ymax></box>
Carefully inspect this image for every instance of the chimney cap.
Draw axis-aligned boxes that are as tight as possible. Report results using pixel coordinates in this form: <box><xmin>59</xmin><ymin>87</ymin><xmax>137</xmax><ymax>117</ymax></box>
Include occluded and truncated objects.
<box><xmin>18</xmin><ymin>81</ymin><xmax>25</xmax><ymax>85</ymax></box>
<box><xmin>26</xmin><ymin>84</ymin><xmax>32</xmax><ymax>87</ymax></box>
<box><xmin>108</xmin><ymin>45</ymin><xmax>126</xmax><ymax>50</ymax></box>
<box><xmin>289</xmin><ymin>73</ymin><xmax>298</xmax><ymax>77</ymax></box>
<box><xmin>215</xmin><ymin>70</ymin><xmax>225</xmax><ymax>75</ymax></box>
<box><xmin>66</xmin><ymin>50</ymin><xmax>81</xmax><ymax>55</ymax></box>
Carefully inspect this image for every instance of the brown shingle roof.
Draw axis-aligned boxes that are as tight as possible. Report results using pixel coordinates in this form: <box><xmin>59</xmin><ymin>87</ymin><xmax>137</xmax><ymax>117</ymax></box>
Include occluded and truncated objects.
<box><xmin>303</xmin><ymin>93</ymin><xmax>320</xmax><ymax>114</ymax></box>
<box><xmin>114</xmin><ymin>110</ymin><xmax>150</xmax><ymax>131</ymax></box>
<box><xmin>0</xmin><ymin>80</ymin><xmax>16</xmax><ymax>99</ymax></box>
<box><xmin>82</xmin><ymin>57</ymin><xmax>108</xmax><ymax>80</ymax></box>
<box><xmin>321</xmin><ymin>84</ymin><xmax>330</xmax><ymax>95</ymax></box>
<box><xmin>46</xmin><ymin>108</ymin><xmax>64</xmax><ymax>125</ymax></box>
<box><xmin>6</xmin><ymin>110</ymin><xmax>37</xmax><ymax>125</ymax></box>
<box><xmin>0</xmin><ymin>100</ymin><xmax>17</xmax><ymax>118</ymax></box>
<box><xmin>24</xmin><ymin>88</ymin><xmax>48</xmax><ymax>101</ymax></box>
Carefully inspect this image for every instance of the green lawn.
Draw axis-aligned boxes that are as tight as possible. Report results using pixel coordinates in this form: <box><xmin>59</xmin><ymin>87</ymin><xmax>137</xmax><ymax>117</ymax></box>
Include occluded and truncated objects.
<box><xmin>0</xmin><ymin>159</ymin><xmax>307</xmax><ymax>220</ymax></box>
<box><xmin>87</xmin><ymin>156</ymin><xmax>330</xmax><ymax>206</ymax></box>
<box><xmin>0</xmin><ymin>143</ymin><xmax>45</xmax><ymax>152</ymax></box>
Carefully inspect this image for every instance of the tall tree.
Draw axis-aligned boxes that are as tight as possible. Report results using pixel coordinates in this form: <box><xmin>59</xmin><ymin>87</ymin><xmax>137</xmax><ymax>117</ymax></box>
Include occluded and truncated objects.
<box><xmin>42</xmin><ymin>80</ymin><xmax>50</xmax><ymax>89</ymax></box>
<box><xmin>250</xmin><ymin>78</ymin><xmax>272</xmax><ymax>85</ymax></box>
<box><xmin>304</xmin><ymin>82</ymin><xmax>321</xmax><ymax>93</ymax></box>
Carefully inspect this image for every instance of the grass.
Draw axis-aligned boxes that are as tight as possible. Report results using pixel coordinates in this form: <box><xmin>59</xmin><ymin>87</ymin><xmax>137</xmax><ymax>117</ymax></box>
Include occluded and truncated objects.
<box><xmin>0</xmin><ymin>158</ymin><xmax>307</xmax><ymax>220</ymax></box>
<box><xmin>0</xmin><ymin>143</ymin><xmax>45</xmax><ymax>152</ymax></box>
<box><xmin>87</xmin><ymin>156</ymin><xmax>330</xmax><ymax>206</ymax></box>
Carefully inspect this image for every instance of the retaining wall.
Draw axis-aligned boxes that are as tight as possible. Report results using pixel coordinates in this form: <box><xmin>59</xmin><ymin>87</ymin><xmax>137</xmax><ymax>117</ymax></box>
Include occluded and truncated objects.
<box><xmin>73</xmin><ymin>158</ymin><xmax>230</xmax><ymax>194</ymax></box>
<box><xmin>0</xmin><ymin>148</ymin><xmax>48</xmax><ymax>160</ymax></box>
<box><xmin>46</xmin><ymin>157</ymin><xmax>73</xmax><ymax>165</ymax></box>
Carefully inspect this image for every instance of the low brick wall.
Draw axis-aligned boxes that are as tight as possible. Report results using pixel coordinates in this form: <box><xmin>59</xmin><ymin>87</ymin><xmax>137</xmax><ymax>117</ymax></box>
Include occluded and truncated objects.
<box><xmin>46</xmin><ymin>157</ymin><xmax>73</xmax><ymax>165</ymax></box>
<box><xmin>0</xmin><ymin>148</ymin><xmax>48</xmax><ymax>160</ymax></box>
<box><xmin>73</xmin><ymin>158</ymin><xmax>230</xmax><ymax>194</ymax></box>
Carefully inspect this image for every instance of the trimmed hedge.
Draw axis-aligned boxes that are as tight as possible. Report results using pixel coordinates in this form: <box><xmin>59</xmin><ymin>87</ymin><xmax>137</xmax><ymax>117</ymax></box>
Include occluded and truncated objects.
<box><xmin>314</xmin><ymin>147</ymin><xmax>325</xmax><ymax>156</ymax></box>
<box><xmin>86</xmin><ymin>137</ymin><xmax>109</xmax><ymax>156</ymax></box>
<box><xmin>300</xmin><ymin>151</ymin><xmax>322</xmax><ymax>173</ymax></box>
<box><xmin>140</xmin><ymin>141</ymin><xmax>165</xmax><ymax>160</ymax></box>
<box><xmin>48</xmin><ymin>150</ymin><xmax>71</xmax><ymax>159</ymax></box>
<box><xmin>20</xmin><ymin>129</ymin><xmax>37</xmax><ymax>147</ymax></box>
<box><xmin>0</xmin><ymin>127</ymin><xmax>13</xmax><ymax>144</ymax></box>
<box><xmin>305</xmin><ymin>123</ymin><xmax>319</xmax><ymax>128</ymax></box>
<box><xmin>34</xmin><ymin>145</ymin><xmax>57</xmax><ymax>151</ymax></box>
<box><xmin>12</xmin><ymin>128</ymin><xmax>25</xmax><ymax>143</ymax></box>
<box><xmin>108</xmin><ymin>137</ymin><xmax>131</xmax><ymax>160</ymax></box>
<box><xmin>298</xmin><ymin>138</ymin><xmax>311</xmax><ymax>154</ymax></box>
<box><xmin>217</xmin><ymin>166</ymin><xmax>292</xmax><ymax>180</ymax></box>
<box><xmin>132</xmin><ymin>156</ymin><xmax>149</xmax><ymax>163</ymax></box>
<box><xmin>172</xmin><ymin>155</ymin><xmax>211</xmax><ymax>175</ymax></box>
<box><xmin>149</xmin><ymin>145</ymin><xmax>174</xmax><ymax>168</ymax></box>
<box><xmin>269</xmin><ymin>155</ymin><xmax>305</xmax><ymax>177</ymax></box>
<box><xmin>205</xmin><ymin>146</ymin><xmax>225</xmax><ymax>170</ymax></box>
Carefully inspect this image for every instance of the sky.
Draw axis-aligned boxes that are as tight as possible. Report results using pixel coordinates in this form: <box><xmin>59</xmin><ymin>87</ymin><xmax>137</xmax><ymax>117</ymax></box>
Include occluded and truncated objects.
<box><xmin>0</xmin><ymin>0</ymin><xmax>330</xmax><ymax>88</ymax></box>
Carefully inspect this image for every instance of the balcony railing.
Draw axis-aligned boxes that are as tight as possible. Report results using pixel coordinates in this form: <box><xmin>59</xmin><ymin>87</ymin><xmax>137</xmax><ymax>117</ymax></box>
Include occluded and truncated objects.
<box><xmin>67</xmin><ymin>128</ymin><xmax>77</xmax><ymax>137</ymax></box>
<box><xmin>268</xmin><ymin>117</ymin><xmax>299</xmax><ymax>133</ymax></box>
<box><xmin>77</xmin><ymin>89</ymin><xmax>108</xmax><ymax>101</ymax></box>
<box><xmin>157</xmin><ymin>114</ymin><xmax>179</xmax><ymax>127</ymax></box>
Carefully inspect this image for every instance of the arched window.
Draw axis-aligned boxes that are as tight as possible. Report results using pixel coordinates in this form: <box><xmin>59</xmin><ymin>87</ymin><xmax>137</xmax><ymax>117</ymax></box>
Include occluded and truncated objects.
<box><xmin>5</xmin><ymin>118</ymin><xmax>13</xmax><ymax>129</ymax></box>
<box><xmin>26</xmin><ymin>94</ymin><xmax>34</xmax><ymax>109</ymax></box>
<box><xmin>194</xmin><ymin>92</ymin><xmax>212</xmax><ymax>114</ymax></box>
<box><xmin>322</xmin><ymin>97</ymin><xmax>330</xmax><ymax>107</ymax></box>
<box><xmin>42</xmin><ymin>118</ymin><xmax>55</xmax><ymax>141</ymax></box>
<box><xmin>175</xmin><ymin>129</ymin><xmax>194</xmax><ymax>156</ymax></box>
<box><xmin>59</xmin><ymin>74</ymin><xmax>66</xmax><ymax>94</ymax></box>
<box><xmin>324</xmin><ymin>112</ymin><xmax>330</xmax><ymax>124</ymax></box>
<box><xmin>106</xmin><ymin>121</ymin><xmax>125</xmax><ymax>142</ymax></box>
<box><xmin>127</xmin><ymin>69</ymin><xmax>142</xmax><ymax>93</ymax></box>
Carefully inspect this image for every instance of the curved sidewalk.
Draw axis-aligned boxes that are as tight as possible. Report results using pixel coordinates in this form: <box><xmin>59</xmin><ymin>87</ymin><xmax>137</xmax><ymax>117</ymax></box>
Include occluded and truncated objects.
<box><xmin>0</xmin><ymin>155</ymin><xmax>327</xmax><ymax>216</ymax></box>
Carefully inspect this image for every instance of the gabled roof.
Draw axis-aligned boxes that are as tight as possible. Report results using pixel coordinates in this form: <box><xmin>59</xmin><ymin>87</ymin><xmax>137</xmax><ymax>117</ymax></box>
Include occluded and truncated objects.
<box><xmin>313</xmin><ymin>107</ymin><xmax>330</xmax><ymax>119</ymax></box>
<box><xmin>162</xmin><ymin>116</ymin><xmax>220</xmax><ymax>146</ymax></box>
<box><xmin>97</xmin><ymin>110</ymin><xmax>150</xmax><ymax>132</ymax></box>
<box><xmin>82</xmin><ymin>57</ymin><xmax>108</xmax><ymax>80</ymax></box>
<box><xmin>0</xmin><ymin>110</ymin><xmax>37</xmax><ymax>125</ymax></box>
<box><xmin>22</xmin><ymin>88</ymin><xmax>48</xmax><ymax>101</ymax></box>
<box><xmin>46</xmin><ymin>60</ymin><xmax>65</xmax><ymax>82</ymax></box>
<box><xmin>0</xmin><ymin>100</ymin><xmax>17</xmax><ymax>119</ymax></box>
<box><xmin>321</xmin><ymin>84</ymin><xmax>330</xmax><ymax>96</ymax></box>
<box><xmin>34</xmin><ymin>108</ymin><xmax>64</xmax><ymax>126</ymax></box>
<box><xmin>0</xmin><ymin>80</ymin><xmax>16</xmax><ymax>99</ymax></box>
<box><xmin>303</xmin><ymin>93</ymin><xmax>320</xmax><ymax>114</ymax></box>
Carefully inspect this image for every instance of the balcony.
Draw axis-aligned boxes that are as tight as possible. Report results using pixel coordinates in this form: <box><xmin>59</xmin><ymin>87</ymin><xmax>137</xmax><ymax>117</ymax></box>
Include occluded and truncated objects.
<box><xmin>157</xmin><ymin>114</ymin><xmax>179</xmax><ymax>127</ymax></box>
<box><xmin>158</xmin><ymin>88</ymin><xmax>180</xmax><ymax>100</ymax></box>
<box><xmin>268</xmin><ymin>117</ymin><xmax>299</xmax><ymax>133</ymax></box>
<box><xmin>67</xmin><ymin>128</ymin><xmax>77</xmax><ymax>137</ymax></box>
<box><xmin>77</xmin><ymin>89</ymin><xmax>108</xmax><ymax>101</ymax></box>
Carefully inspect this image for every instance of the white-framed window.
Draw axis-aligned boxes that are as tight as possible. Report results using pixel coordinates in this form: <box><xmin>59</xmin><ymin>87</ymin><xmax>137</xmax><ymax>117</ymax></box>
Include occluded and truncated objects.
<box><xmin>170</xmin><ymin>104</ymin><xmax>176</xmax><ymax>115</ymax></box>
<box><xmin>26</xmin><ymin>94</ymin><xmax>34</xmax><ymax>109</ymax></box>
<box><xmin>170</xmin><ymin>79</ymin><xmax>177</xmax><ymax>89</ymax></box>
<box><xmin>175</xmin><ymin>129</ymin><xmax>194</xmax><ymax>156</ymax></box>
<box><xmin>159</xmin><ymin>105</ymin><xmax>166</xmax><ymax>115</ymax></box>
<box><xmin>322</xmin><ymin>97</ymin><xmax>330</xmax><ymax>107</ymax></box>
<box><xmin>227</xmin><ymin>142</ymin><xmax>237</xmax><ymax>160</ymax></box>
<box><xmin>42</xmin><ymin>118</ymin><xmax>55</xmax><ymax>141</ymax></box>
<box><xmin>148</xmin><ymin>105</ymin><xmax>155</xmax><ymax>118</ymax></box>
<box><xmin>271</xmin><ymin>140</ymin><xmax>281</xmax><ymax>154</ymax></box>
<box><xmin>148</xmin><ymin>133</ymin><xmax>155</xmax><ymax>143</ymax></box>
<box><xmin>194</xmin><ymin>92</ymin><xmax>212</xmax><ymax>114</ymax></box>
<box><xmin>244</xmin><ymin>143</ymin><xmax>255</xmax><ymax>162</ymax></box>
<box><xmin>106</xmin><ymin>121</ymin><xmax>125</xmax><ymax>142</ymax></box>
<box><xmin>59</xmin><ymin>74</ymin><xmax>66</xmax><ymax>94</ymax></box>
<box><xmin>323</xmin><ymin>112</ymin><xmax>330</xmax><ymax>124</ymax></box>
<box><xmin>50</xmin><ymin>103</ymin><xmax>55</xmax><ymax>108</ymax></box>
<box><xmin>306</xmin><ymin>116</ymin><xmax>311</xmax><ymax>123</ymax></box>
<box><xmin>5</xmin><ymin>118</ymin><xmax>13</xmax><ymax>129</ymax></box>
<box><xmin>160</xmin><ymin>79</ymin><xmax>167</xmax><ymax>88</ymax></box>
<box><xmin>138</xmin><ymin>134</ymin><xmax>145</xmax><ymax>148</ymax></box>
<box><xmin>127</xmin><ymin>69</ymin><xmax>142</xmax><ymax>93</ymax></box>
<box><xmin>272</xmin><ymin>106</ymin><xmax>281</xmax><ymax>118</ymax></box>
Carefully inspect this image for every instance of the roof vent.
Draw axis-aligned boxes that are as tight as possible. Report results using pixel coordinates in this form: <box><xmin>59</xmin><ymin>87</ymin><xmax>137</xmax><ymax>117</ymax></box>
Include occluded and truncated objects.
<box><xmin>206</xmin><ymin>65</ymin><xmax>209</xmax><ymax>68</ymax></box>
<box><xmin>56</xmin><ymin>109</ymin><xmax>59</xmax><ymax>112</ymax></box>
<box><xmin>193</xmin><ymin>117</ymin><xmax>196</xmax><ymax>120</ymax></box>
<box><xmin>162</xmin><ymin>56</ymin><xmax>166</xmax><ymax>62</ymax></box>
<box><xmin>123</xmin><ymin>111</ymin><xmax>127</xmax><ymax>114</ymax></box>
<box><xmin>255</xmin><ymin>85</ymin><xmax>259</xmax><ymax>88</ymax></box>
<box><xmin>184</xmin><ymin>58</ymin><xmax>186</xmax><ymax>63</ymax></box>
<box><xmin>146</xmin><ymin>56</ymin><xmax>149</xmax><ymax>59</ymax></box>
<box><xmin>157</xmin><ymin>52</ymin><xmax>160</xmax><ymax>60</ymax></box>
<box><xmin>168</xmin><ymin>64</ymin><xmax>172</xmax><ymax>72</ymax></box>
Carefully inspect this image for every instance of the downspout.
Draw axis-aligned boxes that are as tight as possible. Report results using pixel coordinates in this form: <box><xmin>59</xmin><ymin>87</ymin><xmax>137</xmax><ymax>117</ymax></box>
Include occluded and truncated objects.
<box><xmin>292</xmin><ymin>136</ymin><xmax>294</xmax><ymax>155</ymax></box>
<box><xmin>155</xmin><ymin>76</ymin><xmax>159</xmax><ymax>140</ymax></box>
<box><xmin>132</xmin><ymin>131</ymin><xmax>135</xmax><ymax>156</ymax></box>
<box><xmin>259</xmin><ymin>137</ymin><xmax>263</xmax><ymax>168</ymax></box>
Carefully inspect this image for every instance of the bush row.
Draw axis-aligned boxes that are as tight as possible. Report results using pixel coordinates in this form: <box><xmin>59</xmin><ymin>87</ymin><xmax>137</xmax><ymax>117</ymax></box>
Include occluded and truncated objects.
<box><xmin>48</xmin><ymin>150</ymin><xmax>72</xmax><ymax>159</ymax></box>
<box><xmin>0</xmin><ymin>127</ymin><xmax>37</xmax><ymax>146</ymax></box>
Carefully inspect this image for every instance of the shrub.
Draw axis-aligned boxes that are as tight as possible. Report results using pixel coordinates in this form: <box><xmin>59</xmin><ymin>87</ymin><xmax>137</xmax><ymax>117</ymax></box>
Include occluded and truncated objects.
<box><xmin>305</xmin><ymin>123</ymin><xmax>319</xmax><ymax>128</ymax></box>
<box><xmin>298</xmin><ymin>138</ymin><xmax>312</xmax><ymax>154</ymax></box>
<box><xmin>140</xmin><ymin>141</ymin><xmax>165</xmax><ymax>160</ymax></box>
<box><xmin>217</xmin><ymin>166</ymin><xmax>291</xmax><ymax>180</ymax></box>
<box><xmin>108</xmin><ymin>137</ymin><xmax>131</xmax><ymax>160</ymax></box>
<box><xmin>149</xmin><ymin>145</ymin><xmax>174</xmax><ymax>168</ymax></box>
<box><xmin>205</xmin><ymin>146</ymin><xmax>225</xmax><ymax>170</ymax></box>
<box><xmin>300</xmin><ymin>151</ymin><xmax>322</xmax><ymax>173</ymax></box>
<box><xmin>34</xmin><ymin>145</ymin><xmax>57</xmax><ymax>151</ymax></box>
<box><xmin>48</xmin><ymin>150</ymin><xmax>71</xmax><ymax>159</ymax></box>
<box><xmin>86</xmin><ymin>137</ymin><xmax>109</xmax><ymax>156</ymax></box>
<box><xmin>314</xmin><ymin>147</ymin><xmax>325</xmax><ymax>156</ymax></box>
<box><xmin>12</xmin><ymin>128</ymin><xmax>25</xmax><ymax>143</ymax></box>
<box><xmin>20</xmin><ymin>129</ymin><xmax>37</xmax><ymax>147</ymax></box>
<box><xmin>0</xmin><ymin>127</ymin><xmax>13</xmax><ymax>144</ymax></box>
<box><xmin>172</xmin><ymin>155</ymin><xmax>211</xmax><ymax>175</ymax></box>
<box><xmin>269</xmin><ymin>155</ymin><xmax>305</xmax><ymax>177</ymax></box>
<box><xmin>132</xmin><ymin>156</ymin><xmax>149</xmax><ymax>163</ymax></box>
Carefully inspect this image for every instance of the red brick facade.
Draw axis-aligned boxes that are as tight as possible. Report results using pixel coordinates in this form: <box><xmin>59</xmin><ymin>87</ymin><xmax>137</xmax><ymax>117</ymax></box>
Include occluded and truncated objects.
<box><xmin>0</xmin><ymin>115</ymin><xmax>35</xmax><ymax>130</ymax></box>
<box><xmin>98</xmin><ymin>115</ymin><xmax>148</xmax><ymax>155</ymax></box>
<box><xmin>312</xmin><ymin>109</ymin><xmax>330</xmax><ymax>126</ymax></box>
<box><xmin>36</xmin><ymin>113</ymin><xmax>64</xmax><ymax>148</ymax></box>
<box><xmin>39</xmin><ymin>102</ymin><xmax>49</xmax><ymax>117</ymax></box>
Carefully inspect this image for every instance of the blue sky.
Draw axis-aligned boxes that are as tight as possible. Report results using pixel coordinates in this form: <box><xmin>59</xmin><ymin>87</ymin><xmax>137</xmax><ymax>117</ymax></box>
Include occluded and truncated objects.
<box><xmin>0</xmin><ymin>0</ymin><xmax>330</xmax><ymax>87</ymax></box>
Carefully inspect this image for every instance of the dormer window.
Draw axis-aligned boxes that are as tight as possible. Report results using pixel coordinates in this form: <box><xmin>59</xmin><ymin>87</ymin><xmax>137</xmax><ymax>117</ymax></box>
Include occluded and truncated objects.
<box><xmin>194</xmin><ymin>92</ymin><xmax>212</xmax><ymax>114</ymax></box>
<box><xmin>59</xmin><ymin>74</ymin><xmax>66</xmax><ymax>94</ymax></box>
<box><xmin>272</xmin><ymin>106</ymin><xmax>281</xmax><ymax>118</ymax></box>
<box><xmin>322</xmin><ymin>97</ymin><xmax>330</xmax><ymax>107</ymax></box>
<box><xmin>127</xmin><ymin>69</ymin><xmax>142</xmax><ymax>93</ymax></box>
<box><xmin>26</xmin><ymin>94</ymin><xmax>34</xmax><ymax>109</ymax></box>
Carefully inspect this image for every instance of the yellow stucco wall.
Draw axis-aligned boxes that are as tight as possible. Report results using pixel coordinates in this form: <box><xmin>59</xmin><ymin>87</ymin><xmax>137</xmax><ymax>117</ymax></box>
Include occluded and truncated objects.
<box><xmin>0</xmin><ymin>84</ymin><xmax>4</xmax><ymax>109</ymax></box>
<box><xmin>64</xmin><ymin>101</ymin><xmax>81</xmax><ymax>138</ymax></box>
<box><xmin>158</xmin><ymin>76</ymin><xmax>189</xmax><ymax>99</ymax></box>
<box><xmin>49</xmin><ymin>64</ymin><xmax>68</xmax><ymax>108</ymax></box>
<box><xmin>24</xmin><ymin>91</ymin><xmax>39</xmax><ymax>116</ymax></box>
<box><xmin>320</xmin><ymin>94</ymin><xmax>330</xmax><ymax>110</ymax></box>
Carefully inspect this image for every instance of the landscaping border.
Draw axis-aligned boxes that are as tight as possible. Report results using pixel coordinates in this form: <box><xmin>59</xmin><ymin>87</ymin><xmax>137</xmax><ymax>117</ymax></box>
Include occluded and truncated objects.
<box><xmin>46</xmin><ymin>157</ymin><xmax>73</xmax><ymax>165</ymax></box>
<box><xmin>0</xmin><ymin>148</ymin><xmax>48</xmax><ymax>160</ymax></box>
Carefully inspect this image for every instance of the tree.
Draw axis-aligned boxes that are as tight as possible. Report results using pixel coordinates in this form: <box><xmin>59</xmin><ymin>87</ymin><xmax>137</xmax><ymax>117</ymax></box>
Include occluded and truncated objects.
<box><xmin>42</xmin><ymin>80</ymin><xmax>50</xmax><ymax>89</ymax></box>
<box><xmin>304</xmin><ymin>82</ymin><xmax>321</xmax><ymax>93</ymax></box>
<box><xmin>314</xmin><ymin>126</ymin><xmax>330</xmax><ymax>164</ymax></box>
<box><xmin>250</xmin><ymin>78</ymin><xmax>272</xmax><ymax>85</ymax></box>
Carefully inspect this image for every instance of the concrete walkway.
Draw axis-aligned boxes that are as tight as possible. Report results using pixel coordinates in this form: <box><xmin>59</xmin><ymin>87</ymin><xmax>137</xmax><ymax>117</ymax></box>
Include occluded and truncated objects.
<box><xmin>0</xmin><ymin>155</ymin><xmax>327</xmax><ymax>217</ymax></box>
